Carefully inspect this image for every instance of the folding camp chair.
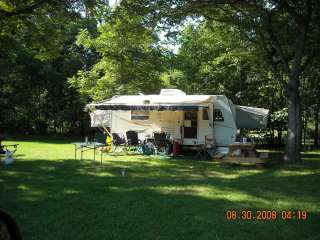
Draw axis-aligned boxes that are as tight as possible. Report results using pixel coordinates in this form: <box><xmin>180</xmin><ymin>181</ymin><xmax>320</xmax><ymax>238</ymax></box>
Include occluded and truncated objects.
<box><xmin>153</xmin><ymin>131</ymin><xmax>170</xmax><ymax>154</ymax></box>
<box><xmin>204</xmin><ymin>135</ymin><xmax>216</xmax><ymax>158</ymax></box>
<box><xmin>126</xmin><ymin>131</ymin><xmax>142</xmax><ymax>150</ymax></box>
<box><xmin>112</xmin><ymin>133</ymin><xmax>127</xmax><ymax>152</ymax></box>
<box><xmin>195</xmin><ymin>135</ymin><xmax>216</xmax><ymax>160</ymax></box>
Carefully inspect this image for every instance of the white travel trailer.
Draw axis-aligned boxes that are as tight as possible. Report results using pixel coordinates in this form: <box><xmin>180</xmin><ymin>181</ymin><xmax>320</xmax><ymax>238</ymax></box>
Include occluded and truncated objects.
<box><xmin>88</xmin><ymin>89</ymin><xmax>269</xmax><ymax>148</ymax></box>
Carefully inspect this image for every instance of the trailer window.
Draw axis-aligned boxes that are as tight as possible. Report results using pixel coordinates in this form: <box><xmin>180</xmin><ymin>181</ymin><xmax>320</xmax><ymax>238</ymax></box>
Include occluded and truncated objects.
<box><xmin>131</xmin><ymin>110</ymin><xmax>149</xmax><ymax>120</ymax></box>
<box><xmin>203</xmin><ymin>108</ymin><xmax>209</xmax><ymax>120</ymax></box>
<box><xmin>184</xmin><ymin>110</ymin><xmax>197</xmax><ymax>120</ymax></box>
<box><xmin>214</xmin><ymin>109</ymin><xmax>224</xmax><ymax>121</ymax></box>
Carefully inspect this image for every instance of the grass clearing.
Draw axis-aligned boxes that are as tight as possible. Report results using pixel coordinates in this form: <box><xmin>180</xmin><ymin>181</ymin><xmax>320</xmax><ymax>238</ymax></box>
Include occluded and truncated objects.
<box><xmin>1</xmin><ymin>137</ymin><xmax>320</xmax><ymax>240</ymax></box>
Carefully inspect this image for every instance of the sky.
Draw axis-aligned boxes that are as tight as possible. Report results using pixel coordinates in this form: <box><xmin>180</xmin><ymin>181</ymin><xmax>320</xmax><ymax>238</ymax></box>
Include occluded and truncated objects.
<box><xmin>109</xmin><ymin>0</ymin><xmax>118</xmax><ymax>7</ymax></box>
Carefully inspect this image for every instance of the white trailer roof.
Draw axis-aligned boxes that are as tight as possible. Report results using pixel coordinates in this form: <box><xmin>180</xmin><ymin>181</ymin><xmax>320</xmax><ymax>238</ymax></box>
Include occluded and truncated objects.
<box><xmin>88</xmin><ymin>94</ymin><xmax>214</xmax><ymax>111</ymax></box>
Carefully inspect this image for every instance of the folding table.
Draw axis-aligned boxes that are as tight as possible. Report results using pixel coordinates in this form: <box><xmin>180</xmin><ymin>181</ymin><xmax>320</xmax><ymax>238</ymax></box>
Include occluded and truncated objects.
<box><xmin>72</xmin><ymin>142</ymin><xmax>106</xmax><ymax>164</ymax></box>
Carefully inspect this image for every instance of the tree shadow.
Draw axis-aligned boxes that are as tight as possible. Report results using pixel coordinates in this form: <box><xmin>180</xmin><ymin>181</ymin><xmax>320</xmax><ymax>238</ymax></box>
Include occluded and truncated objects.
<box><xmin>1</xmin><ymin>154</ymin><xmax>319</xmax><ymax>240</ymax></box>
<box><xmin>3</xmin><ymin>135</ymin><xmax>82</xmax><ymax>145</ymax></box>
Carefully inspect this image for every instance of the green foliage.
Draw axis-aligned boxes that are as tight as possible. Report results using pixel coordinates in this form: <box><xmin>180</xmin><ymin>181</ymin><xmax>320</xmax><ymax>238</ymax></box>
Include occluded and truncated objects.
<box><xmin>1</xmin><ymin>0</ymin><xmax>319</xmax><ymax>147</ymax></box>
<box><xmin>0</xmin><ymin>0</ymin><xmax>13</xmax><ymax>12</ymax></box>
<box><xmin>0</xmin><ymin>0</ymin><xmax>96</xmax><ymax>134</ymax></box>
<box><xmin>70</xmin><ymin>8</ymin><xmax>166</xmax><ymax>101</ymax></box>
<box><xmin>159</xmin><ymin>69</ymin><xmax>185</xmax><ymax>88</ymax></box>
<box><xmin>270</xmin><ymin>108</ymin><xmax>288</xmax><ymax>127</ymax></box>
<box><xmin>176</xmin><ymin>22</ymin><xmax>248</xmax><ymax>95</ymax></box>
<box><xmin>165</xmin><ymin>20</ymin><xmax>285</xmax><ymax>114</ymax></box>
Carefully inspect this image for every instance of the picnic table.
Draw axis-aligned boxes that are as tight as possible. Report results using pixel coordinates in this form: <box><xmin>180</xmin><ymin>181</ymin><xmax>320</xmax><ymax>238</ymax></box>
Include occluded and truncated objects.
<box><xmin>221</xmin><ymin>142</ymin><xmax>269</xmax><ymax>167</ymax></box>
<box><xmin>72</xmin><ymin>142</ymin><xmax>106</xmax><ymax>164</ymax></box>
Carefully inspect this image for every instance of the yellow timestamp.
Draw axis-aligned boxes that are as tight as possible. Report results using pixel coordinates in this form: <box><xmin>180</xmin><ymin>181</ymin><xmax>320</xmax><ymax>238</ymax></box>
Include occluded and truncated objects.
<box><xmin>226</xmin><ymin>210</ymin><xmax>308</xmax><ymax>221</ymax></box>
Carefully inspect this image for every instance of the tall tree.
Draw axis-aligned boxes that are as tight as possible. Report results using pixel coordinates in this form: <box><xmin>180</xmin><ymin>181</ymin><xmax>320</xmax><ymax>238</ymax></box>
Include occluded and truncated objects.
<box><xmin>118</xmin><ymin>0</ymin><xmax>318</xmax><ymax>162</ymax></box>
<box><xmin>70</xmin><ymin>6</ymin><xmax>166</xmax><ymax>100</ymax></box>
<box><xmin>0</xmin><ymin>0</ymin><xmax>103</xmax><ymax>134</ymax></box>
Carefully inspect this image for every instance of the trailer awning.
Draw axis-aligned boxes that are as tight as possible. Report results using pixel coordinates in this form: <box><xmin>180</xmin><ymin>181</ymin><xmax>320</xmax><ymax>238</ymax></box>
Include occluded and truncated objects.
<box><xmin>235</xmin><ymin>105</ymin><xmax>269</xmax><ymax>129</ymax></box>
<box><xmin>89</xmin><ymin>104</ymin><xmax>204</xmax><ymax>111</ymax></box>
<box><xmin>90</xmin><ymin>110</ymin><xmax>112</xmax><ymax>127</ymax></box>
<box><xmin>87</xmin><ymin>95</ymin><xmax>213</xmax><ymax>111</ymax></box>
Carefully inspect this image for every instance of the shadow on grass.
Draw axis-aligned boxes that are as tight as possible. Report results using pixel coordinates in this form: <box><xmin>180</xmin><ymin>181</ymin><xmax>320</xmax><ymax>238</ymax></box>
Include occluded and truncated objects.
<box><xmin>301</xmin><ymin>153</ymin><xmax>320</xmax><ymax>159</ymax></box>
<box><xmin>1</xmin><ymin>155</ymin><xmax>320</xmax><ymax>240</ymax></box>
<box><xmin>3</xmin><ymin>135</ymin><xmax>82</xmax><ymax>144</ymax></box>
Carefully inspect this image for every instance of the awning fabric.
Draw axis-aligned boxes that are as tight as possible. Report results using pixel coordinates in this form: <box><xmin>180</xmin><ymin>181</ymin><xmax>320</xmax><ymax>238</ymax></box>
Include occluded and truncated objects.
<box><xmin>90</xmin><ymin>104</ymin><xmax>201</xmax><ymax>111</ymax></box>
<box><xmin>87</xmin><ymin>95</ymin><xmax>213</xmax><ymax>111</ymax></box>
<box><xmin>235</xmin><ymin>105</ymin><xmax>269</xmax><ymax>129</ymax></box>
<box><xmin>90</xmin><ymin>110</ymin><xmax>112</xmax><ymax>127</ymax></box>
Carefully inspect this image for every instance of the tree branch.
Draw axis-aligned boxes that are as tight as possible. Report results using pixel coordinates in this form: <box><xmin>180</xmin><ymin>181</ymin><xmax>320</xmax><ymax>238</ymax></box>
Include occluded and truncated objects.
<box><xmin>0</xmin><ymin>0</ymin><xmax>50</xmax><ymax>18</ymax></box>
<box><xmin>265</xmin><ymin>13</ymin><xmax>290</xmax><ymax>75</ymax></box>
<box><xmin>278</xmin><ymin>0</ymin><xmax>303</xmax><ymax>24</ymax></box>
<box><xmin>256</xmin><ymin>28</ymin><xmax>287</xmax><ymax>89</ymax></box>
<box><xmin>289</xmin><ymin>0</ymin><xmax>313</xmax><ymax>81</ymax></box>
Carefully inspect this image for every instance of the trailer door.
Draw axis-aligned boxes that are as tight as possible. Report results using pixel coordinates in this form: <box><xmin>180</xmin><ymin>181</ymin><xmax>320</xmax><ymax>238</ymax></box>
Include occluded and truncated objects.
<box><xmin>182</xmin><ymin>109</ymin><xmax>198</xmax><ymax>145</ymax></box>
<box><xmin>197</xmin><ymin>107</ymin><xmax>213</xmax><ymax>144</ymax></box>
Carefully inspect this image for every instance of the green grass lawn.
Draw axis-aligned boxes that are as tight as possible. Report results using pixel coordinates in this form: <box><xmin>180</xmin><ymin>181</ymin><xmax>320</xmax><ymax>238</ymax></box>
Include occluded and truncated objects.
<box><xmin>1</xmin><ymin>137</ymin><xmax>320</xmax><ymax>240</ymax></box>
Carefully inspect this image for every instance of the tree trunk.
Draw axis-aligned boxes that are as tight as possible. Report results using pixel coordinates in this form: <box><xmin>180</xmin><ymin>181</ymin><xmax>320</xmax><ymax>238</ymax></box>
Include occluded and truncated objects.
<box><xmin>263</xmin><ymin>1</ymin><xmax>312</xmax><ymax>162</ymax></box>
<box><xmin>278</xmin><ymin>130</ymin><xmax>282</xmax><ymax>146</ymax></box>
<box><xmin>315</xmin><ymin>107</ymin><xmax>319</xmax><ymax>149</ymax></box>
<box><xmin>283</xmin><ymin>4</ymin><xmax>313</xmax><ymax>161</ymax></box>
<box><xmin>284</xmin><ymin>85</ymin><xmax>302</xmax><ymax>162</ymax></box>
<box><xmin>303</xmin><ymin>113</ymin><xmax>307</xmax><ymax>147</ymax></box>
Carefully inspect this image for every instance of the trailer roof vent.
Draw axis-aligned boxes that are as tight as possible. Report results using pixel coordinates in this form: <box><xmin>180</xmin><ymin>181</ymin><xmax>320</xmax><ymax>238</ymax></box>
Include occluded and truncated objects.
<box><xmin>160</xmin><ymin>89</ymin><xmax>186</xmax><ymax>96</ymax></box>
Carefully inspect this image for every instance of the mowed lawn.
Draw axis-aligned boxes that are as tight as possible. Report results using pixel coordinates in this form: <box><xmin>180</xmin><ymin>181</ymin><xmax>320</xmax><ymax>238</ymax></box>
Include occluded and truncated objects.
<box><xmin>1</xmin><ymin>137</ymin><xmax>320</xmax><ymax>240</ymax></box>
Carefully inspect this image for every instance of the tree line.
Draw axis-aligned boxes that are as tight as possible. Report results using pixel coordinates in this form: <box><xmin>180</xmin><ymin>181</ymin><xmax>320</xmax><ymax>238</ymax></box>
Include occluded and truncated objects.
<box><xmin>0</xmin><ymin>0</ymin><xmax>319</xmax><ymax>161</ymax></box>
